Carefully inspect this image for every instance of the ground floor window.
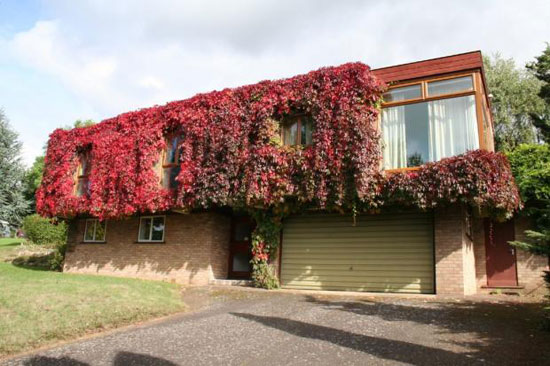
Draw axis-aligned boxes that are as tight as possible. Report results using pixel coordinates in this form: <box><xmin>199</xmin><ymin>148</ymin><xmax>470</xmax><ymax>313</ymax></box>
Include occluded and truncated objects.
<box><xmin>138</xmin><ymin>216</ymin><xmax>165</xmax><ymax>242</ymax></box>
<box><xmin>84</xmin><ymin>219</ymin><xmax>106</xmax><ymax>242</ymax></box>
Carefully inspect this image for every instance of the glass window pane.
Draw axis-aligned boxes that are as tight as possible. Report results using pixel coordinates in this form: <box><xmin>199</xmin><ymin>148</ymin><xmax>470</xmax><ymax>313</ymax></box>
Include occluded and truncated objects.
<box><xmin>300</xmin><ymin>117</ymin><xmax>313</xmax><ymax>145</ymax></box>
<box><xmin>84</xmin><ymin>220</ymin><xmax>95</xmax><ymax>241</ymax></box>
<box><xmin>151</xmin><ymin>217</ymin><xmax>165</xmax><ymax>241</ymax></box>
<box><xmin>427</xmin><ymin>76</ymin><xmax>473</xmax><ymax>97</ymax></box>
<box><xmin>139</xmin><ymin>218</ymin><xmax>152</xmax><ymax>241</ymax></box>
<box><xmin>95</xmin><ymin>221</ymin><xmax>106</xmax><ymax>241</ymax></box>
<box><xmin>233</xmin><ymin>221</ymin><xmax>252</xmax><ymax>242</ymax></box>
<box><xmin>283</xmin><ymin>121</ymin><xmax>298</xmax><ymax>145</ymax></box>
<box><xmin>427</xmin><ymin>95</ymin><xmax>479</xmax><ymax>160</ymax></box>
<box><xmin>162</xmin><ymin>166</ymin><xmax>180</xmax><ymax>189</ymax></box>
<box><xmin>383</xmin><ymin>84</ymin><xmax>422</xmax><ymax>103</ymax></box>
<box><xmin>164</xmin><ymin>137</ymin><xmax>180</xmax><ymax>164</ymax></box>
<box><xmin>76</xmin><ymin>178</ymin><xmax>89</xmax><ymax>197</ymax></box>
<box><xmin>232</xmin><ymin>252</ymin><xmax>252</xmax><ymax>272</ymax></box>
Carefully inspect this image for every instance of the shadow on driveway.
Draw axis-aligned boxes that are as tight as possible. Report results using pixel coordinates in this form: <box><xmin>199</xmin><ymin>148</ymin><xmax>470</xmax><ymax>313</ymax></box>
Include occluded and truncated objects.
<box><xmin>22</xmin><ymin>352</ymin><xmax>177</xmax><ymax>366</ymax></box>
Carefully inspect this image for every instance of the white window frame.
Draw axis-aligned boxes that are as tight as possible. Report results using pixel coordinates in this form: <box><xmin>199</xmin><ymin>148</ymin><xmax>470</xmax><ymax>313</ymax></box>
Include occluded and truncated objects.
<box><xmin>138</xmin><ymin>215</ymin><xmax>166</xmax><ymax>243</ymax></box>
<box><xmin>83</xmin><ymin>219</ymin><xmax>107</xmax><ymax>243</ymax></box>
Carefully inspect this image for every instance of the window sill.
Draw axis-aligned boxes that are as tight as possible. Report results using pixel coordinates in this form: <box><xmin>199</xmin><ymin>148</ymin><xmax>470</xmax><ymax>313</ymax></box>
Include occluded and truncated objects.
<box><xmin>134</xmin><ymin>241</ymin><xmax>166</xmax><ymax>244</ymax></box>
<box><xmin>80</xmin><ymin>241</ymin><xmax>106</xmax><ymax>244</ymax></box>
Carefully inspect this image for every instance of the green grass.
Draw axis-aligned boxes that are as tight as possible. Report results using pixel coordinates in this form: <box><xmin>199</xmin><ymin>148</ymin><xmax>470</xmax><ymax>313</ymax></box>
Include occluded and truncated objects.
<box><xmin>0</xmin><ymin>238</ymin><xmax>25</xmax><ymax>262</ymax></box>
<box><xmin>0</xmin><ymin>262</ymin><xmax>186</xmax><ymax>356</ymax></box>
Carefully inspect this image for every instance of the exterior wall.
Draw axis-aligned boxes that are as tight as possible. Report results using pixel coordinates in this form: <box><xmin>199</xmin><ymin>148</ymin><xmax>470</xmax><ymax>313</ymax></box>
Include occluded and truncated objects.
<box><xmin>473</xmin><ymin>216</ymin><xmax>549</xmax><ymax>292</ymax></box>
<box><xmin>434</xmin><ymin>205</ymin><xmax>477</xmax><ymax>295</ymax></box>
<box><xmin>64</xmin><ymin>212</ymin><xmax>230</xmax><ymax>285</ymax></box>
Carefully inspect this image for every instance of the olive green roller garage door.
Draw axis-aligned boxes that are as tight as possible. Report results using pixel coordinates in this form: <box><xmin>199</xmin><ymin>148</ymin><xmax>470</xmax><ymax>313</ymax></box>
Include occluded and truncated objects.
<box><xmin>280</xmin><ymin>212</ymin><xmax>434</xmax><ymax>294</ymax></box>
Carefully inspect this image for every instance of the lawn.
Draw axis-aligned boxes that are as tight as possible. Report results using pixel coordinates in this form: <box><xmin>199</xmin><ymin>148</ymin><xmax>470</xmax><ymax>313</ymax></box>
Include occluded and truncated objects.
<box><xmin>0</xmin><ymin>237</ymin><xmax>25</xmax><ymax>262</ymax></box>
<box><xmin>0</xmin><ymin>260</ymin><xmax>186</xmax><ymax>356</ymax></box>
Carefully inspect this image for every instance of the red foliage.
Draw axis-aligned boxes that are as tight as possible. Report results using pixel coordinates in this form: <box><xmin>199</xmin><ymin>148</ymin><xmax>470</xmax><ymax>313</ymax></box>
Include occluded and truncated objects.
<box><xmin>36</xmin><ymin>63</ymin><xmax>521</xmax><ymax>220</ymax></box>
<box><xmin>383</xmin><ymin>150</ymin><xmax>522</xmax><ymax>217</ymax></box>
<box><xmin>37</xmin><ymin>63</ymin><xmax>384</xmax><ymax>219</ymax></box>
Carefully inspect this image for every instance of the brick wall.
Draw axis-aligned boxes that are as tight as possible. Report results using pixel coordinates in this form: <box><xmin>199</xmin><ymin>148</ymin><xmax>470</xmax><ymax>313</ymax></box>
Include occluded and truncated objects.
<box><xmin>64</xmin><ymin>212</ymin><xmax>230</xmax><ymax>285</ymax></box>
<box><xmin>434</xmin><ymin>205</ymin><xmax>477</xmax><ymax>295</ymax></box>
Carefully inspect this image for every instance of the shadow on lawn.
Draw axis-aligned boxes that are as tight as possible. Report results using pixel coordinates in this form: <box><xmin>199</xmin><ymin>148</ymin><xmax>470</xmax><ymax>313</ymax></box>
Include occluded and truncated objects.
<box><xmin>22</xmin><ymin>351</ymin><xmax>177</xmax><ymax>366</ymax></box>
<box><xmin>232</xmin><ymin>295</ymin><xmax>550</xmax><ymax>366</ymax></box>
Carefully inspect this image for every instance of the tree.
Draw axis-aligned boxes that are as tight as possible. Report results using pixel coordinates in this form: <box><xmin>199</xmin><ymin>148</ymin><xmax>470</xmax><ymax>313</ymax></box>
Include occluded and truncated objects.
<box><xmin>507</xmin><ymin>144</ymin><xmax>550</xmax><ymax>329</ymax></box>
<box><xmin>0</xmin><ymin>109</ymin><xmax>29</xmax><ymax>226</ymax></box>
<box><xmin>527</xmin><ymin>44</ymin><xmax>550</xmax><ymax>143</ymax></box>
<box><xmin>483</xmin><ymin>54</ymin><xmax>546</xmax><ymax>151</ymax></box>
<box><xmin>23</xmin><ymin>155</ymin><xmax>45</xmax><ymax>212</ymax></box>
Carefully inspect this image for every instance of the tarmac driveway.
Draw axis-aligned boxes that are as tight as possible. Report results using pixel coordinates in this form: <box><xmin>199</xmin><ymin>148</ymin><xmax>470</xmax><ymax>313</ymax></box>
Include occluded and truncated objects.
<box><xmin>3</xmin><ymin>287</ymin><xmax>550</xmax><ymax>366</ymax></box>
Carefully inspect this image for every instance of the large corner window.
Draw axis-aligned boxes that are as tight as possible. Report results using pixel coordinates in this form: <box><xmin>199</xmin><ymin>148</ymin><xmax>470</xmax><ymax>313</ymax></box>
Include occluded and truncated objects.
<box><xmin>84</xmin><ymin>219</ymin><xmax>106</xmax><ymax>243</ymax></box>
<box><xmin>381</xmin><ymin>75</ymin><xmax>480</xmax><ymax>170</ymax></box>
<box><xmin>75</xmin><ymin>151</ymin><xmax>91</xmax><ymax>196</ymax></box>
<box><xmin>160</xmin><ymin>135</ymin><xmax>182</xmax><ymax>189</ymax></box>
<box><xmin>281</xmin><ymin>115</ymin><xmax>313</xmax><ymax>146</ymax></box>
<box><xmin>138</xmin><ymin>216</ymin><xmax>165</xmax><ymax>242</ymax></box>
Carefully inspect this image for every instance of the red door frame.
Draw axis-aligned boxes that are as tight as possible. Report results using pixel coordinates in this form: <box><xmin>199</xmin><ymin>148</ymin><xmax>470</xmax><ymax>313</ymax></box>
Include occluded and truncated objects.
<box><xmin>227</xmin><ymin>216</ymin><xmax>254</xmax><ymax>279</ymax></box>
<box><xmin>484</xmin><ymin>219</ymin><xmax>519</xmax><ymax>287</ymax></box>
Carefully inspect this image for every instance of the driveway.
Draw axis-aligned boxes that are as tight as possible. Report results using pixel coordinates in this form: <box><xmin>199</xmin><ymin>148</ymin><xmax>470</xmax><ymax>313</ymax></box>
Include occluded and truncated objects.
<box><xmin>3</xmin><ymin>287</ymin><xmax>550</xmax><ymax>366</ymax></box>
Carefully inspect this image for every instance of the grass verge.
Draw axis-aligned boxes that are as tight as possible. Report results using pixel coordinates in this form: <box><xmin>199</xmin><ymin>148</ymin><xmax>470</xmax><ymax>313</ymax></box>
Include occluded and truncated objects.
<box><xmin>0</xmin><ymin>262</ymin><xmax>185</xmax><ymax>356</ymax></box>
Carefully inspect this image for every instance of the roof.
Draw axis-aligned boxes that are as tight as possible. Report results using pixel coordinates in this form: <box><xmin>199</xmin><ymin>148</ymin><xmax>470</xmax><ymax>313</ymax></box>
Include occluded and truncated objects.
<box><xmin>371</xmin><ymin>51</ymin><xmax>484</xmax><ymax>84</ymax></box>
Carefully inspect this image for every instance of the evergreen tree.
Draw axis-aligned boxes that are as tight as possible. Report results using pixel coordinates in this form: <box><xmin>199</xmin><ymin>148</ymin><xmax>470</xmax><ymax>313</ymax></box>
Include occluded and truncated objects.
<box><xmin>527</xmin><ymin>44</ymin><xmax>550</xmax><ymax>143</ymax></box>
<box><xmin>0</xmin><ymin>109</ymin><xmax>29</xmax><ymax>226</ymax></box>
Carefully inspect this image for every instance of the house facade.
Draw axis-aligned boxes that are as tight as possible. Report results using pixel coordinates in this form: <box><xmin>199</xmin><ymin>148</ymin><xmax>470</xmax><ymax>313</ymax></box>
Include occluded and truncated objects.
<box><xmin>40</xmin><ymin>51</ymin><xmax>548</xmax><ymax>296</ymax></box>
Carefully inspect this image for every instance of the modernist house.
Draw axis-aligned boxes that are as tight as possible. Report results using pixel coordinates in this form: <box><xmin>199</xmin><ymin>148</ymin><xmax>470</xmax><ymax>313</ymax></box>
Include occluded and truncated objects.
<box><xmin>38</xmin><ymin>51</ymin><xmax>548</xmax><ymax>296</ymax></box>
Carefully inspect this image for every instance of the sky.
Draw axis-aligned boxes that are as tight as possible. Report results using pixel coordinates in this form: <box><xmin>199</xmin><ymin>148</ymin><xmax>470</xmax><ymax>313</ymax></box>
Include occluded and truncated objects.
<box><xmin>1</xmin><ymin>0</ymin><xmax>549</xmax><ymax>166</ymax></box>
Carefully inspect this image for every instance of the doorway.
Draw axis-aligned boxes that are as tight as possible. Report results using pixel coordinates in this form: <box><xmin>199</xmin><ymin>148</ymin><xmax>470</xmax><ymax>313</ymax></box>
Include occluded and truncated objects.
<box><xmin>228</xmin><ymin>216</ymin><xmax>254</xmax><ymax>279</ymax></box>
<box><xmin>484</xmin><ymin>220</ymin><xmax>518</xmax><ymax>287</ymax></box>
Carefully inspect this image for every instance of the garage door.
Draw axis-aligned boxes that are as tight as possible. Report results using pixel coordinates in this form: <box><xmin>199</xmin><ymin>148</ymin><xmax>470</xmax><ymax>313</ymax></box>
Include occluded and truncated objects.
<box><xmin>280</xmin><ymin>212</ymin><xmax>434</xmax><ymax>294</ymax></box>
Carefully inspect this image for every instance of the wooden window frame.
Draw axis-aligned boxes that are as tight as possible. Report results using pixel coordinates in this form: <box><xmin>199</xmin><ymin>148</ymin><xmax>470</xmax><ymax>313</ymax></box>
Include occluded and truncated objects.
<box><xmin>83</xmin><ymin>219</ymin><xmax>107</xmax><ymax>243</ymax></box>
<box><xmin>159</xmin><ymin>135</ymin><xmax>181</xmax><ymax>189</ymax></box>
<box><xmin>280</xmin><ymin>114</ymin><xmax>313</xmax><ymax>147</ymax></box>
<box><xmin>137</xmin><ymin>215</ymin><xmax>166</xmax><ymax>243</ymax></box>
<box><xmin>74</xmin><ymin>151</ymin><xmax>91</xmax><ymax>197</ymax></box>
<box><xmin>381</xmin><ymin>71</ymin><xmax>489</xmax><ymax>174</ymax></box>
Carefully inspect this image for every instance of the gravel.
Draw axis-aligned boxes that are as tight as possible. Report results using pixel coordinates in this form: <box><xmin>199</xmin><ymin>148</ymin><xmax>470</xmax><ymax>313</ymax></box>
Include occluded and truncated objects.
<box><xmin>3</xmin><ymin>288</ymin><xmax>550</xmax><ymax>366</ymax></box>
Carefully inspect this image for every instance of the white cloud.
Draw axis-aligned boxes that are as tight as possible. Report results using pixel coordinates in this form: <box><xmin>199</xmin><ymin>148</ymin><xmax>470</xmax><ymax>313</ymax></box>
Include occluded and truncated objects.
<box><xmin>1</xmin><ymin>0</ymin><xmax>550</xmax><ymax>165</ymax></box>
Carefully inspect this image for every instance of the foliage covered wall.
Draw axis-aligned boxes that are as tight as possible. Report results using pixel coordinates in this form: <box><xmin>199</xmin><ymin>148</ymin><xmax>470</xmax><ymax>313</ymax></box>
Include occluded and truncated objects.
<box><xmin>37</xmin><ymin>63</ymin><xmax>521</xmax><ymax>221</ymax></box>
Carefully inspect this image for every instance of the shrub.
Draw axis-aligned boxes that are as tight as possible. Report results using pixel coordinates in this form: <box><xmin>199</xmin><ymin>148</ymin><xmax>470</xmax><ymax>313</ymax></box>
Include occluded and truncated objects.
<box><xmin>22</xmin><ymin>214</ymin><xmax>67</xmax><ymax>246</ymax></box>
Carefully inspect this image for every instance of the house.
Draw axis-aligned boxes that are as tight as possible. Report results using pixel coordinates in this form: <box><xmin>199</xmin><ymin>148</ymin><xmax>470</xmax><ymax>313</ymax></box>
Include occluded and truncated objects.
<box><xmin>37</xmin><ymin>51</ymin><xmax>548</xmax><ymax>296</ymax></box>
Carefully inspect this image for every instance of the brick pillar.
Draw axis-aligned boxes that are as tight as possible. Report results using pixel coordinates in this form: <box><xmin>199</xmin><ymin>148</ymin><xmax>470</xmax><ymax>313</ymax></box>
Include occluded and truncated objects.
<box><xmin>434</xmin><ymin>205</ymin><xmax>477</xmax><ymax>295</ymax></box>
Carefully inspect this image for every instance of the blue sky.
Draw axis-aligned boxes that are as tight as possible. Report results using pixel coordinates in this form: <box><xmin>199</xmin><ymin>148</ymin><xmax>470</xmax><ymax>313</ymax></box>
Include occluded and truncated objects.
<box><xmin>1</xmin><ymin>0</ymin><xmax>550</xmax><ymax>166</ymax></box>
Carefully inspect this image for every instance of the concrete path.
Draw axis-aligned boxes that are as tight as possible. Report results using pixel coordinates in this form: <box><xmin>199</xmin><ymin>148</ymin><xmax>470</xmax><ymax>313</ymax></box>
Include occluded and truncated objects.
<box><xmin>3</xmin><ymin>288</ymin><xmax>550</xmax><ymax>365</ymax></box>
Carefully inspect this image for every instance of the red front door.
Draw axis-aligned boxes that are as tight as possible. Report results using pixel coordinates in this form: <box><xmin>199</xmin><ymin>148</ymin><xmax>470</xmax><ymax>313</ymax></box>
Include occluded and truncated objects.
<box><xmin>228</xmin><ymin>217</ymin><xmax>254</xmax><ymax>279</ymax></box>
<box><xmin>484</xmin><ymin>220</ymin><xmax>518</xmax><ymax>287</ymax></box>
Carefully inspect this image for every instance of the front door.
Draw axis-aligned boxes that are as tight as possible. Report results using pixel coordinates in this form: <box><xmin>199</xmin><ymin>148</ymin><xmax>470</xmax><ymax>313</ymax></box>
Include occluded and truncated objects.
<box><xmin>484</xmin><ymin>220</ymin><xmax>518</xmax><ymax>287</ymax></box>
<box><xmin>228</xmin><ymin>216</ymin><xmax>254</xmax><ymax>279</ymax></box>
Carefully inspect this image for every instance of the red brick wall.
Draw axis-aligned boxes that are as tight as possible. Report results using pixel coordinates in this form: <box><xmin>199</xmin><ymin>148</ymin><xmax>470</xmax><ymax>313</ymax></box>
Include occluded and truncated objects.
<box><xmin>434</xmin><ymin>205</ymin><xmax>477</xmax><ymax>295</ymax></box>
<box><xmin>64</xmin><ymin>212</ymin><xmax>230</xmax><ymax>285</ymax></box>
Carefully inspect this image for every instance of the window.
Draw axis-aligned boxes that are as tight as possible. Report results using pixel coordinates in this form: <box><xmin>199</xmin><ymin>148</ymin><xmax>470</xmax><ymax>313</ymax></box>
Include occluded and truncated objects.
<box><xmin>281</xmin><ymin>115</ymin><xmax>313</xmax><ymax>146</ymax></box>
<box><xmin>160</xmin><ymin>136</ymin><xmax>182</xmax><ymax>189</ymax></box>
<box><xmin>75</xmin><ymin>151</ymin><xmax>91</xmax><ymax>196</ymax></box>
<box><xmin>84</xmin><ymin>219</ymin><xmax>106</xmax><ymax>242</ymax></box>
<box><xmin>138</xmin><ymin>216</ymin><xmax>165</xmax><ymax>242</ymax></box>
<box><xmin>427</xmin><ymin>76</ymin><xmax>473</xmax><ymax>97</ymax></box>
<box><xmin>382</xmin><ymin>95</ymin><xmax>479</xmax><ymax>169</ymax></box>
<box><xmin>382</xmin><ymin>84</ymin><xmax>422</xmax><ymax>103</ymax></box>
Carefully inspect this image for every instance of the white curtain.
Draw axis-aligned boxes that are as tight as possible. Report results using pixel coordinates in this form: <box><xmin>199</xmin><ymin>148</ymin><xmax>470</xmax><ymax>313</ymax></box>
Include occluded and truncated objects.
<box><xmin>428</xmin><ymin>95</ymin><xmax>479</xmax><ymax>161</ymax></box>
<box><xmin>382</xmin><ymin>106</ymin><xmax>407</xmax><ymax>169</ymax></box>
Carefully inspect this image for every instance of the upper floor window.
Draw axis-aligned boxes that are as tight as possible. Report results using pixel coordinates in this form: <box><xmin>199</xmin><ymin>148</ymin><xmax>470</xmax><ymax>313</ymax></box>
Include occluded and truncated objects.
<box><xmin>281</xmin><ymin>115</ymin><xmax>313</xmax><ymax>146</ymax></box>
<box><xmin>383</xmin><ymin>84</ymin><xmax>422</xmax><ymax>103</ymax></box>
<box><xmin>75</xmin><ymin>151</ymin><xmax>91</xmax><ymax>196</ymax></box>
<box><xmin>138</xmin><ymin>216</ymin><xmax>165</xmax><ymax>242</ymax></box>
<box><xmin>381</xmin><ymin>75</ymin><xmax>480</xmax><ymax>170</ymax></box>
<box><xmin>160</xmin><ymin>135</ymin><xmax>182</xmax><ymax>189</ymax></box>
<box><xmin>84</xmin><ymin>219</ymin><xmax>106</xmax><ymax>243</ymax></box>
